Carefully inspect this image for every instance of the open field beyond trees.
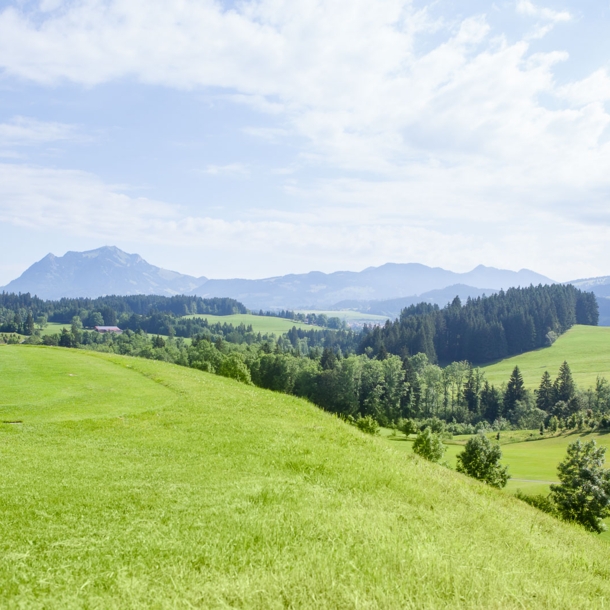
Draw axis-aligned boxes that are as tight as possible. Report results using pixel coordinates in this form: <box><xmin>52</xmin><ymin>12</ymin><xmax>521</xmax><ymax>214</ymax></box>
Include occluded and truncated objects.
<box><xmin>184</xmin><ymin>313</ymin><xmax>316</xmax><ymax>334</ymax></box>
<box><xmin>482</xmin><ymin>325</ymin><xmax>610</xmax><ymax>389</ymax></box>
<box><xmin>2</xmin><ymin>346</ymin><xmax>610</xmax><ymax>607</ymax></box>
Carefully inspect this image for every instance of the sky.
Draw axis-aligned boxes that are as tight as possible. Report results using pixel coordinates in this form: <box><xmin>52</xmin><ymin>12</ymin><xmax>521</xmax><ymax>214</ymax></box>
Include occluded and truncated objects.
<box><xmin>0</xmin><ymin>0</ymin><xmax>609</xmax><ymax>284</ymax></box>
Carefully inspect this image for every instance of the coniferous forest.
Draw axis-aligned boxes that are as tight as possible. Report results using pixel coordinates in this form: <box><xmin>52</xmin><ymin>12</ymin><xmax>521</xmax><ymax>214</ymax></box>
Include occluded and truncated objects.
<box><xmin>359</xmin><ymin>284</ymin><xmax>598</xmax><ymax>364</ymax></box>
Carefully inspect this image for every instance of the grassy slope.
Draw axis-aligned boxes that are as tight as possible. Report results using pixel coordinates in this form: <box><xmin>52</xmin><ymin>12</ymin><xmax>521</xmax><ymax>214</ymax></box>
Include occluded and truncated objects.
<box><xmin>184</xmin><ymin>313</ymin><xmax>315</xmax><ymax>334</ymax></box>
<box><xmin>2</xmin><ymin>348</ymin><xmax>610</xmax><ymax>607</ymax></box>
<box><xmin>482</xmin><ymin>325</ymin><xmax>610</xmax><ymax>389</ymax></box>
<box><xmin>384</xmin><ymin>428</ymin><xmax>610</xmax><ymax>539</ymax></box>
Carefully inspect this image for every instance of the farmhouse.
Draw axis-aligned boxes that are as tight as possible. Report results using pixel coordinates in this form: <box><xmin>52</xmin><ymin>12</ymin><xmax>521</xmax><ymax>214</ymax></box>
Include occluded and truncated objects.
<box><xmin>94</xmin><ymin>326</ymin><xmax>123</xmax><ymax>334</ymax></box>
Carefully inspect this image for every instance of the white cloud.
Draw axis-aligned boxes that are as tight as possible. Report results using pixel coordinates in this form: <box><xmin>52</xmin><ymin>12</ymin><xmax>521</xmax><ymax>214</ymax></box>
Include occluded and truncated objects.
<box><xmin>516</xmin><ymin>0</ymin><xmax>571</xmax><ymax>23</ymax></box>
<box><xmin>0</xmin><ymin>1</ymin><xmax>609</xmax><ymax>279</ymax></box>
<box><xmin>0</xmin><ymin>116</ymin><xmax>83</xmax><ymax>146</ymax></box>
<box><xmin>0</xmin><ymin>161</ymin><xmax>610</xmax><ymax>281</ymax></box>
<box><xmin>203</xmin><ymin>163</ymin><xmax>250</xmax><ymax>177</ymax></box>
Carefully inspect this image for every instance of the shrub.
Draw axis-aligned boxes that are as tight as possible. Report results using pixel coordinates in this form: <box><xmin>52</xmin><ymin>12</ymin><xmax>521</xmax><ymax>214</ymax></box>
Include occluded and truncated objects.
<box><xmin>355</xmin><ymin>415</ymin><xmax>380</xmax><ymax>435</ymax></box>
<box><xmin>398</xmin><ymin>418</ymin><xmax>418</xmax><ymax>437</ymax></box>
<box><xmin>412</xmin><ymin>428</ymin><xmax>446</xmax><ymax>463</ymax></box>
<box><xmin>456</xmin><ymin>433</ymin><xmax>510</xmax><ymax>488</ymax></box>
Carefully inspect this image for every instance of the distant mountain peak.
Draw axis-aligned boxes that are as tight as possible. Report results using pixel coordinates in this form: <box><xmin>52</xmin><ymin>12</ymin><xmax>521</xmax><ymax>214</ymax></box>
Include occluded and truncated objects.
<box><xmin>1</xmin><ymin>246</ymin><xmax>207</xmax><ymax>300</ymax></box>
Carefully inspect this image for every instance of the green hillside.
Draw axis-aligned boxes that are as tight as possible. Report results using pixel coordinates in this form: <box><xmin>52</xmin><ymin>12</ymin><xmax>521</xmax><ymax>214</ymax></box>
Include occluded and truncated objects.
<box><xmin>3</xmin><ymin>346</ymin><xmax>610</xmax><ymax>607</ymax></box>
<box><xmin>482</xmin><ymin>325</ymin><xmax>610</xmax><ymax>389</ymax></box>
<box><xmin>184</xmin><ymin>313</ymin><xmax>315</xmax><ymax>334</ymax></box>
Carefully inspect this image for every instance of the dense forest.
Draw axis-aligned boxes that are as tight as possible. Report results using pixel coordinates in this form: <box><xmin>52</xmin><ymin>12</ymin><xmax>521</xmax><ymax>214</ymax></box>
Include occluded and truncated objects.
<box><xmin>0</xmin><ymin>293</ymin><xmax>246</xmax><ymax>333</ymax></box>
<box><xmin>359</xmin><ymin>284</ymin><xmax>598</xmax><ymax>364</ymax></box>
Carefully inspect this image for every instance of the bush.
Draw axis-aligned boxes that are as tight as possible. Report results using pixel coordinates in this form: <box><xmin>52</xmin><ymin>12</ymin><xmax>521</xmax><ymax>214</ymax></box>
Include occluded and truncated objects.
<box><xmin>398</xmin><ymin>418</ymin><xmax>418</xmax><ymax>437</ymax></box>
<box><xmin>418</xmin><ymin>417</ymin><xmax>446</xmax><ymax>434</ymax></box>
<box><xmin>550</xmin><ymin>439</ymin><xmax>610</xmax><ymax>533</ymax></box>
<box><xmin>412</xmin><ymin>428</ymin><xmax>446</xmax><ymax>463</ymax></box>
<box><xmin>217</xmin><ymin>353</ymin><xmax>252</xmax><ymax>385</ymax></box>
<box><xmin>355</xmin><ymin>415</ymin><xmax>380</xmax><ymax>435</ymax></box>
<box><xmin>456</xmin><ymin>434</ymin><xmax>510</xmax><ymax>488</ymax></box>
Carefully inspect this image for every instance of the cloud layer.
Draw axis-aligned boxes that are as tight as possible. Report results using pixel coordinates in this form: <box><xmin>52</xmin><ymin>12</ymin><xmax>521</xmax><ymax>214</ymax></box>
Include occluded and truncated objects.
<box><xmin>0</xmin><ymin>0</ymin><xmax>609</xmax><ymax>280</ymax></box>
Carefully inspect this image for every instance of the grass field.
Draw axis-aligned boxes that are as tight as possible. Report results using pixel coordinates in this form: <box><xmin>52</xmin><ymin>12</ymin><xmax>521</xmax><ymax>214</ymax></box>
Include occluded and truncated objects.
<box><xmin>383</xmin><ymin>428</ymin><xmax>610</xmax><ymax>539</ymax></box>
<box><xmin>3</xmin><ymin>346</ymin><xmax>610</xmax><ymax>606</ymax></box>
<box><xmin>38</xmin><ymin>321</ymin><xmax>67</xmax><ymax>336</ymax></box>
<box><xmin>184</xmin><ymin>313</ymin><xmax>316</xmax><ymax>334</ymax></box>
<box><xmin>482</xmin><ymin>324</ymin><xmax>610</xmax><ymax>389</ymax></box>
<box><xmin>296</xmin><ymin>309</ymin><xmax>390</xmax><ymax>326</ymax></box>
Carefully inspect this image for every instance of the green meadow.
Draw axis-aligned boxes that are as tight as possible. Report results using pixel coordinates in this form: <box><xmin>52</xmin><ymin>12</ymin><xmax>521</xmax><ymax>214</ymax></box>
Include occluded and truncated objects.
<box><xmin>184</xmin><ymin>313</ymin><xmax>315</xmax><ymax>334</ymax></box>
<box><xmin>297</xmin><ymin>309</ymin><xmax>390</xmax><ymax>325</ymax></box>
<box><xmin>3</xmin><ymin>346</ymin><xmax>610</xmax><ymax>607</ymax></box>
<box><xmin>482</xmin><ymin>324</ymin><xmax>610</xmax><ymax>388</ymax></box>
<box><xmin>383</xmin><ymin>428</ymin><xmax>610</xmax><ymax>539</ymax></box>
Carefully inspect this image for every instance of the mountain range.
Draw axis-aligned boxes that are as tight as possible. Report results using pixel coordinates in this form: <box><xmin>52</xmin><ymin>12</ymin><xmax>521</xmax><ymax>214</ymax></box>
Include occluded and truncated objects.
<box><xmin>1</xmin><ymin>246</ymin><xmax>206</xmax><ymax>300</ymax></box>
<box><xmin>3</xmin><ymin>246</ymin><xmax>610</xmax><ymax>324</ymax></box>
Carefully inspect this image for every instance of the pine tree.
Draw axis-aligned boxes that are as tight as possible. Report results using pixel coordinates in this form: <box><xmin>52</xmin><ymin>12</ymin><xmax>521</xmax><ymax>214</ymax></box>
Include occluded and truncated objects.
<box><xmin>503</xmin><ymin>366</ymin><xmax>526</xmax><ymax>419</ymax></box>
<box><xmin>553</xmin><ymin>361</ymin><xmax>576</xmax><ymax>404</ymax></box>
<box><xmin>535</xmin><ymin>371</ymin><xmax>554</xmax><ymax>412</ymax></box>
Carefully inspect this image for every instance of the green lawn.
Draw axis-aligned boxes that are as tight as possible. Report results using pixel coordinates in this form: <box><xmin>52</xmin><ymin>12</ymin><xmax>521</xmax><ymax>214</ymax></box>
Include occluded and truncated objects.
<box><xmin>482</xmin><ymin>325</ymin><xmax>610</xmax><ymax>389</ymax></box>
<box><xmin>3</xmin><ymin>346</ymin><xmax>610</xmax><ymax>607</ymax></box>
<box><xmin>184</xmin><ymin>313</ymin><xmax>316</xmax><ymax>334</ymax></box>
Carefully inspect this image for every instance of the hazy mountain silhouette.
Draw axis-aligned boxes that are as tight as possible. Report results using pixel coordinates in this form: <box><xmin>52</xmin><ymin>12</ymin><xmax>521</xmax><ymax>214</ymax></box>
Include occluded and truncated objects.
<box><xmin>1</xmin><ymin>246</ymin><xmax>206</xmax><ymax>300</ymax></box>
<box><xmin>194</xmin><ymin>263</ymin><xmax>554</xmax><ymax>310</ymax></box>
<box><xmin>2</xmin><ymin>247</ymin><xmax>557</xmax><ymax>308</ymax></box>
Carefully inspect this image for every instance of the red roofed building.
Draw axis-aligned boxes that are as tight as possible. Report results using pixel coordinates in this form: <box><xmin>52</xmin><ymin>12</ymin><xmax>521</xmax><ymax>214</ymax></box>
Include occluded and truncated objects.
<box><xmin>94</xmin><ymin>326</ymin><xmax>123</xmax><ymax>334</ymax></box>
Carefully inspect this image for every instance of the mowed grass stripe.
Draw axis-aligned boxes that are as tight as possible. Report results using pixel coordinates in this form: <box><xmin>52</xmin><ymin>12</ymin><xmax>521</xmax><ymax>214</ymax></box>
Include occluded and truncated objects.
<box><xmin>1</xmin><ymin>346</ymin><xmax>610</xmax><ymax>607</ymax></box>
<box><xmin>482</xmin><ymin>324</ymin><xmax>610</xmax><ymax>388</ymax></box>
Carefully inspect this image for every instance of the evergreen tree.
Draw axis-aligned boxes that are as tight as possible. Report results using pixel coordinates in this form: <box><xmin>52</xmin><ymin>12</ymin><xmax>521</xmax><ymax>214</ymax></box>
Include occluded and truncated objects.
<box><xmin>24</xmin><ymin>312</ymin><xmax>35</xmax><ymax>335</ymax></box>
<box><xmin>462</xmin><ymin>368</ymin><xmax>482</xmax><ymax>416</ymax></box>
<box><xmin>503</xmin><ymin>366</ymin><xmax>526</xmax><ymax>419</ymax></box>
<box><xmin>481</xmin><ymin>381</ymin><xmax>502</xmax><ymax>422</ymax></box>
<box><xmin>553</xmin><ymin>361</ymin><xmax>576</xmax><ymax>404</ymax></box>
<box><xmin>535</xmin><ymin>371</ymin><xmax>554</xmax><ymax>412</ymax></box>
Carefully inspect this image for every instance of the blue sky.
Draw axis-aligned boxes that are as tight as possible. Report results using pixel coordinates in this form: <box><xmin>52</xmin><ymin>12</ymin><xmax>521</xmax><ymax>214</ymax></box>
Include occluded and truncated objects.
<box><xmin>0</xmin><ymin>0</ymin><xmax>609</xmax><ymax>284</ymax></box>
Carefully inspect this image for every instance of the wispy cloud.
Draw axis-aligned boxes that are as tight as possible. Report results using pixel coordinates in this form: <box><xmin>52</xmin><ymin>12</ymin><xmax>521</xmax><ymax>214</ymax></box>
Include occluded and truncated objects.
<box><xmin>0</xmin><ymin>116</ymin><xmax>84</xmax><ymax>146</ymax></box>
<box><xmin>203</xmin><ymin>163</ymin><xmax>250</xmax><ymax>177</ymax></box>
<box><xmin>516</xmin><ymin>0</ymin><xmax>571</xmax><ymax>23</ymax></box>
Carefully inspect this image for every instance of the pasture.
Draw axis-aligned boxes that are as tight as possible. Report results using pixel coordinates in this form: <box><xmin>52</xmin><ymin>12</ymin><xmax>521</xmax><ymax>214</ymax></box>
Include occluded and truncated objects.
<box><xmin>184</xmin><ymin>312</ymin><xmax>316</xmax><ymax>334</ymax></box>
<box><xmin>482</xmin><ymin>325</ymin><xmax>610</xmax><ymax>389</ymax></box>
<box><xmin>3</xmin><ymin>345</ymin><xmax>610</xmax><ymax>607</ymax></box>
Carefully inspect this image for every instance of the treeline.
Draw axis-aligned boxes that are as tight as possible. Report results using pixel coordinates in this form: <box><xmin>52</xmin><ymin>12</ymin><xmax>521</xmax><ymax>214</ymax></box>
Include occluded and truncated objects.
<box><xmin>359</xmin><ymin>284</ymin><xmax>598</xmax><ymax>364</ymax></box>
<box><xmin>21</xmin><ymin>319</ymin><xmax>610</xmax><ymax>431</ymax></box>
<box><xmin>256</xmin><ymin>309</ymin><xmax>347</xmax><ymax>329</ymax></box>
<box><xmin>0</xmin><ymin>292</ymin><xmax>246</xmax><ymax>332</ymax></box>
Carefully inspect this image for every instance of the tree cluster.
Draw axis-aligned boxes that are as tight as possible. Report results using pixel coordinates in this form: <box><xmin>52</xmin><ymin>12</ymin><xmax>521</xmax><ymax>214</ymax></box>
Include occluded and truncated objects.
<box><xmin>359</xmin><ymin>284</ymin><xmax>598</xmax><ymax>364</ymax></box>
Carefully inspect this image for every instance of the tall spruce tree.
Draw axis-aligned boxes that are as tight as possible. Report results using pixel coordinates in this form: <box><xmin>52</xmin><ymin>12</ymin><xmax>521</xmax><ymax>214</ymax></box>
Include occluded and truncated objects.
<box><xmin>535</xmin><ymin>371</ymin><xmax>555</xmax><ymax>412</ymax></box>
<box><xmin>503</xmin><ymin>366</ymin><xmax>526</xmax><ymax>419</ymax></box>
<box><xmin>553</xmin><ymin>361</ymin><xmax>576</xmax><ymax>404</ymax></box>
<box><xmin>481</xmin><ymin>381</ymin><xmax>502</xmax><ymax>422</ymax></box>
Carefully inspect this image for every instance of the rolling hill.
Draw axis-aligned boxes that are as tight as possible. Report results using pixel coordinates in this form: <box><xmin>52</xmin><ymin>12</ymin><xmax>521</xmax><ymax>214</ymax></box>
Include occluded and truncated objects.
<box><xmin>1</xmin><ymin>344</ymin><xmax>610</xmax><ymax>607</ymax></box>
<box><xmin>482</xmin><ymin>325</ymin><xmax>610</xmax><ymax>389</ymax></box>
